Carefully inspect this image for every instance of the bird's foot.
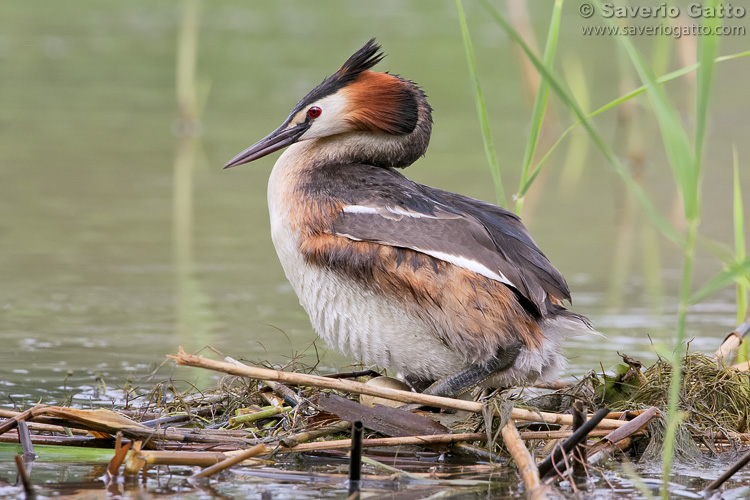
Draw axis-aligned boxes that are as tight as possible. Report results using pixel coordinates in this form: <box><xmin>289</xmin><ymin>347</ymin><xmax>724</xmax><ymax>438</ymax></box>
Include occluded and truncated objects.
<box><xmin>422</xmin><ymin>340</ymin><xmax>523</xmax><ymax>399</ymax></box>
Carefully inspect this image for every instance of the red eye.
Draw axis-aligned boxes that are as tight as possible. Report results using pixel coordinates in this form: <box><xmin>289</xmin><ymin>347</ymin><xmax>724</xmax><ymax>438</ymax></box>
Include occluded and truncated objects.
<box><xmin>307</xmin><ymin>106</ymin><xmax>322</xmax><ymax>118</ymax></box>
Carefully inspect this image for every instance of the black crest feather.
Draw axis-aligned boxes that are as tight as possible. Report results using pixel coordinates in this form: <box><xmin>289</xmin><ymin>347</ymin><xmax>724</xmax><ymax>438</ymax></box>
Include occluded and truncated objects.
<box><xmin>294</xmin><ymin>39</ymin><xmax>385</xmax><ymax>112</ymax></box>
<box><xmin>336</xmin><ymin>38</ymin><xmax>384</xmax><ymax>85</ymax></box>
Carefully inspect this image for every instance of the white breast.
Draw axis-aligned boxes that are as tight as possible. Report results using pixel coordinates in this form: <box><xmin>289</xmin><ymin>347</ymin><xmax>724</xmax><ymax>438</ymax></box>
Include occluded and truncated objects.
<box><xmin>266</xmin><ymin>145</ymin><xmax>464</xmax><ymax>380</ymax></box>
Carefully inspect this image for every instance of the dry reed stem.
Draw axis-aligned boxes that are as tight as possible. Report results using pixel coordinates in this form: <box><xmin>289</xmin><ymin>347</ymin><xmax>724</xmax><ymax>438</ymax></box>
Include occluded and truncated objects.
<box><xmin>281</xmin><ymin>421</ymin><xmax>352</xmax><ymax>448</ymax></box>
<box><xmin>0</xmin><ymin>409</ymin><xmax>91</xmax><ymax>435</ymax></box>
<box><xmin>500</xmin><ymin>420</ymin><xmax>546</xmax><ymax>499</ymax></box>
<box><xmin>587</xmin><ymin>407</ymin><xmax>658</xmax><ymax>457</ymax></box>
<box><xmin>13</xmin><ymin>455</ymin><xmax>34</xmax><ymax>497</ymax></box>
<box><xmin>284</xmin><ymin>433</ymin><xmax>487</xmax><ymax>452</ymax></box>
<box><xmin>169</xmin><ymin>348</ymin><xmax>627</xmax><ymax>429</ymax></box>
<box><xmin>107</xmin><ymin>432</ymin><xmax>131</xmax><ymax>476</ymax></box>
<box><xmin>225</xmin><ymin>356</ymin><xmax>302</xmax><ymax>406</ymax></box>
<box><xmin>124</xmin><ymin>441</ymin><xmax>144</xmax><ymax>476</ymax></box>
<box><xmin>0</xmin><ymin>405</ymin><xmax>44</xmax><ymax>436</ymax></box>
<box><xmin>137</xmin><ymin>450</ymin><xmax>227</xmax><ymax>466</ymax></box>
<box><xmin>605</xmin><ymin>409</ymin><xmax>656</xmax><ymax>419</ymax></box>
<box><xmin>521</xmin><ymin>429</ymin><xmax>622</xmax><ymax>440</ymax></box>
<box><xmin>705</xmin><ymin>431</ymin><xmax>750</xmax><ymax>443</ymax></box>
<box><xmin>190</xmin><ymin>443</ymin><xmax>268</xmax><ymax>479</ymax></box>
<box><xmin>716</xmin><ymin>333</ymin><xmax>742</xmax><ymax>361</ymax></box>
<box><xmin>715</xmin><ymin>322</ymin><xmax>750</xmax><ymax>362</ymax></box>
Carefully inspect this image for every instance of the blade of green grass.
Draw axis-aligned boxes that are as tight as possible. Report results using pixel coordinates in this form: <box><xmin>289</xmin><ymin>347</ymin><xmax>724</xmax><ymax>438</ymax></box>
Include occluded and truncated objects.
<box><xmin>514</xmin><ymin>0</ymin><xmax>563</xmax><ymax>215</ymax></box>
<box><xmin>734</xmin><ymin>149</ymin><xmax>748</xmax><ymax>318</ymax></box>
<box><xmin>519</xmin><ymin>50</ymin><xmax>750</xmax><ymax>198</ymax></box>
<box><xmin>609</xmin><ymin>24</ymin><xmax>696</xmax><ymax>219</ymax></box>
<box><xmin>595</xmin><ymin>0</ymin><xmax>719</xmax><ymax>492</ymax></box>
<box><xmin>695</xmin><ymin>4</ymin><xmax>721</xmax><ymax>163</ymax></box>
<box><xmin>734</xmin><ymin>149</ymin><xmax>749</xmax><ymax>362</ymax></box>
<box><xmin>650</xmin><ymin>28</ymin><xmax>673</xmax><ymax>76</ymax></box>
<box><xmin>455</xmin><ymin>0</ymin><xmax>505</xmax><ymax>207</ymax></box>
<box><xmin>479</xmin><ymin>0</ymin><xmax>682</xmax><ymax>245</ymax></box>
<box><xmin>690</xmin><ymin>257</ymin><xmax>750</xmax><ymax>304</ymax></box>
<box><xmin>559</xmin><ymin>55</ymin><xmax>591</xmax><ymax>191</ymax></box>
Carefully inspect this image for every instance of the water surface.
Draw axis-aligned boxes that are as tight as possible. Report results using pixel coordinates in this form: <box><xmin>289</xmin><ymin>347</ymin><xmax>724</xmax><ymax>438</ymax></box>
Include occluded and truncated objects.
<box><xmin>1</xmin><ymin>0</ymin><xmax>748</xmax><ymax>428</ymax></box>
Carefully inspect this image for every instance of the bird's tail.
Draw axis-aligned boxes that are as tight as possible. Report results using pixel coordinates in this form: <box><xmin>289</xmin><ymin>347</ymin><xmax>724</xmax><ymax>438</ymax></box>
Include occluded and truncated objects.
<box><xmin>543</xmin><ymin>306</ymin><xmax>604</xmax><ymax>340</ymax></box>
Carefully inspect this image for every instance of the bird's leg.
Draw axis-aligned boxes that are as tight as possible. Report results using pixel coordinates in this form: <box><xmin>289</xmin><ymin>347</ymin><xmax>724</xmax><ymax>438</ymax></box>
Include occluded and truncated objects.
<box><xmin>402</xmin><ymin>374</ymin><xmax>434</xmax><ymax>393</ymax></box>
<box><xmin>422</xmin><ymin>340</ymin><xmax>523</xmax><ymax>399</ymax></box>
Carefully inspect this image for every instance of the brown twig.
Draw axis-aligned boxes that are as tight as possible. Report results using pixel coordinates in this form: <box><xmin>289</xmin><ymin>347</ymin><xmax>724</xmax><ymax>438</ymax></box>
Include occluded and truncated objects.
<box><xmin>284</xmin><ymin>432</ymin><xmax>487</xmax><ymax>453</ymax></box>
<box><xmin>224</xmin><ymin>356</ymin><xmax>303</xmax><ymax>406</ymax></box>
<box><xmin>0</xmin><ymin>405</ymin><xmax>44</xmax><ymax>436</ymax></box>
<box><xmin>0</xmin><ymin>433</ymin><xmax>117</xmax><ymax>447</ymax></box>
<box><xmin>13</xmin><ymin>455</ymin><xmax>35</xmax><ymax>499</ymax></box>
<box><xmin>19</xmin><ymin>406</ymin><xmax>254</xmax><ymax>445</ymax></box>
<box><xmin>281</xmin><ymin>421</ymin><xmax>352</xmax><ymax>448</ymax></box>
<box><xmin>189</xmin><ymin>444</ymin><xmax>268</xmax><ymax>479</ymax></box>
<box><xmin>0</xmin><ymin>410</ymin><xmax>82</xmax><ymax>434</ymax></box>
<box><xmin>704</xmin><ymin>447</ymin><xmax>750</xmax><ymax>492</ymax></box>
<box><xmin>520</xmin><ymin>429</ymin><xmax>622</xmax><ymax>440</ymax></box>
<box><xmin>587</xmin><ymin>406</ymin><xmax>658</xmax><ymax>459</ymax></box>
<box><xmin>135</xmin><ymin>450</ymin><xmax>228</xmax><ymax>467</ymax></box>
<box><xmin>169</xmin><ymin>348</ymin><xmax>628</xmax><ymax>429</ymax></box>
<box><xmin>532</xmin><ymin>380</ymin><xmax>572</xmax><ymax>390</ymax></box>
<box><xmin>501</xmin><ymin>420</ymin><xmax>546</xmax><ymax>498</ymax></box>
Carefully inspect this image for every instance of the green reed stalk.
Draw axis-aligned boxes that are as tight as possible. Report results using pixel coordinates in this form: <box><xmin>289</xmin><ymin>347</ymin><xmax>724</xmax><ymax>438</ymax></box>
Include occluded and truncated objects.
<box><xmin>595</xmin><ymin>0</ymin><xmax>719</xmax><ymax>491</ymax></box>
<box><xmin>455</xmin><ymin>0</ymin><xmax>505</xmax><ymax>207</ymax></box>
<box><xmin>475</xmin><ymin>1</ymin><xmax>730</xmax><ymax>494</ymax></box>
<box><xmin>515</xmin><ymin>0</ymin><xmax>562</xmax><ymax>216</ymax></box>
<box><xmin>734</xmin><ymin>151</ymin><xmax>749</xmax><ymax>362</ymax></box>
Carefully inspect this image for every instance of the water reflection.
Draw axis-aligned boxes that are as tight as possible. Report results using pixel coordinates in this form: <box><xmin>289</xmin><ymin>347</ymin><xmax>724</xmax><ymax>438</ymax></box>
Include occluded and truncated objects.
<box><xmin>173</xmin><ymin>0</ymin><xmax>215</xmax><ymax>352</ymax></box>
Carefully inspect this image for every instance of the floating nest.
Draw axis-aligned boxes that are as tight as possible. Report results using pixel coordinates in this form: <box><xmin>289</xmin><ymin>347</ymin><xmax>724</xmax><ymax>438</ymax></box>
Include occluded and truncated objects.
<box><xmin>633</xmin><ymin>352</ymin><xmax>750</xmax><ymax>434</ymax></box>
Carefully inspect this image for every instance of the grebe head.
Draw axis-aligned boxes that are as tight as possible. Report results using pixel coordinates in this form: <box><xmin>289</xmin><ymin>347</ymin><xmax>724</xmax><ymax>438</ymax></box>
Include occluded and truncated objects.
<box><xmin>224</xmin><ymin>38</ymin><xmax>433</xmax><ymax>170</ymax></box>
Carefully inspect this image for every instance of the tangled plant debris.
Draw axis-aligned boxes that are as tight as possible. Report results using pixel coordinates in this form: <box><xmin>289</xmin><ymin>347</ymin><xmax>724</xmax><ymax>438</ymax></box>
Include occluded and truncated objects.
<box><xmin>2</xmin><ymin>332</ymin><xmax>750</xmax><ymax>498</ymax></box>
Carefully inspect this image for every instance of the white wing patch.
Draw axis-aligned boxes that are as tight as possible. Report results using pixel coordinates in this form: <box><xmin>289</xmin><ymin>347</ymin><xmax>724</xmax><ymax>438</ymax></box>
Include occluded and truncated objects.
<box><xmin>342</xmin><ymin>205</ymin><xmax>379</xmax><ymax>215</ymax></box>
<box><xmin>385</xmin><ymin>206</ymin><xmax>439</xmax><ymax>219</ymax></box>
<box><xmin>415</xmin><ymin>248</ymin><xmax>515</xmax><ymax>288</ymax></box>
<box><xmin>342</xmin><ymin>204</ymin><xmax>440</xmax><ymax>219</ymax></box>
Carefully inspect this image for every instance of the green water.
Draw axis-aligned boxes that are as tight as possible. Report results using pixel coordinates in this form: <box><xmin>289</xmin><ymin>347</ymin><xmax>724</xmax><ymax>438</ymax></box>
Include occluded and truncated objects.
<box><xmin>1</xmin><ymin>1</ymin><xmax>749</xmax><ymax>408</ymax></box>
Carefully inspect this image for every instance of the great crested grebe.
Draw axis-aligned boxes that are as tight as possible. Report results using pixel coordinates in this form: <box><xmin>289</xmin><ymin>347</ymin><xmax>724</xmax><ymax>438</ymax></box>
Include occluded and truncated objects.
<box><xmin>224</xmin><ymin>39</ymin><xmax>593</xmax><ymax>397</ymax></box>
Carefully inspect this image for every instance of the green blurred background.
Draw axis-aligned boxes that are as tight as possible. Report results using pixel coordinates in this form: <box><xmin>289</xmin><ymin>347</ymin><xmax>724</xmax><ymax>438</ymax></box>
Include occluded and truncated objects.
<box><xmin>1</xmin><ymin>0</ymin><xmax>748</xmax><ymax>404</ymax></box>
